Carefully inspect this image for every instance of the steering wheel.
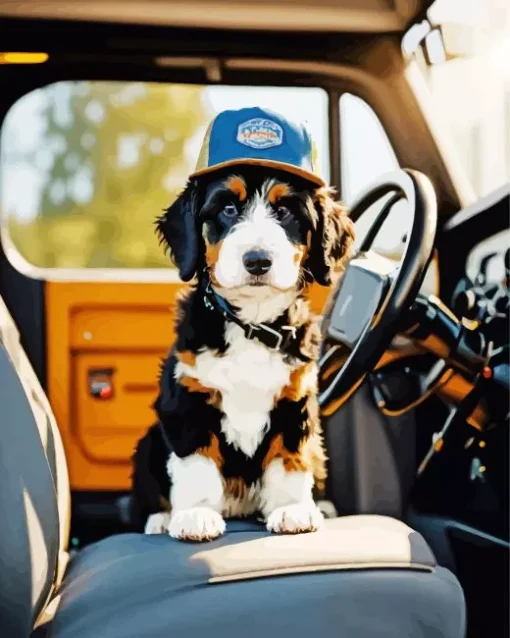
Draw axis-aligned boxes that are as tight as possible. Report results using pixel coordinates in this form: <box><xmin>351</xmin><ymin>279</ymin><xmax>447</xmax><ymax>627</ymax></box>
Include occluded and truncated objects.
<box><xmin>319</xmin><ymin>169</ymin><xmax>437</xmax><ymax>415</ymax></box>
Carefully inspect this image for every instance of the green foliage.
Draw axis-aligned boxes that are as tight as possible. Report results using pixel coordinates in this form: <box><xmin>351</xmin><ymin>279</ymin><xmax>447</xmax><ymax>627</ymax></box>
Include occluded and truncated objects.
<box><xmin>8</xmin><ymin>81</ymin><xmax>210</xmax><ymax>268</ymax></box>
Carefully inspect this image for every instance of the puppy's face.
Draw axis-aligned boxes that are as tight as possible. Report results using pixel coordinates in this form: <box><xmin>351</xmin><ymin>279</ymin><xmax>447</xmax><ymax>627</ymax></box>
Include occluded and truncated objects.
<box><xmin>200</xmin><ymin>175</ymin><xmax>312</xmax><ymax>292</ymax></box>
<box><xmin>156</xmin><ymin>165</ymin><xmax>354</xmax><ymax>295</ymax></box>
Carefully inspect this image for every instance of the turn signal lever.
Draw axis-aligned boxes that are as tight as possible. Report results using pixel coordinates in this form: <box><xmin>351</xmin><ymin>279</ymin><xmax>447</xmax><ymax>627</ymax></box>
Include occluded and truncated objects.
<box><xmin>404</xmin><ymin>295</ymin><xmax>489</xmax><ymax>377</ymax></box>
<box><xmin>408</xmin><ymin>293</ymin><xmax>509</xmax><ymax>478</ymax></box>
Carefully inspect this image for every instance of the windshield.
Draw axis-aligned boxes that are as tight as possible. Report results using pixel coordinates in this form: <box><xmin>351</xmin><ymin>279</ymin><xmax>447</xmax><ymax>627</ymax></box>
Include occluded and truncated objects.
<box><xmin>413</xmin><ymin>0</ymin><xmax>510</xmax><ymax>200</ymax></box>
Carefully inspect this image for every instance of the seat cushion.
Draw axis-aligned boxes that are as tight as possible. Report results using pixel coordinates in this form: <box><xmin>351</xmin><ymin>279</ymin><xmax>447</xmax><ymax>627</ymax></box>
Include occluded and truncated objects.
<box><xmin>0</xmin><ymin>296</ymin><xmax>71</xmax><ymax>588</ymax></box>
<box><xmin>0</xmin><ymin>343</ymin><xmax>61</xmax><ymax>638</ymax></box>
<box><xmin>42</xmin><ymin>516</ymin><xmax>465</xmax><ymax>638</ymax></box>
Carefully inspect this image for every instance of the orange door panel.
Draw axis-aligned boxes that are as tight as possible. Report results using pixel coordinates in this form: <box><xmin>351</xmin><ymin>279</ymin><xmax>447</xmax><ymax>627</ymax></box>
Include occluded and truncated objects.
<box><xmin>73</xmin><ymin>352</ymin><xmax>165</xmax><ymax>462</ymax></box>
<box><xmin>46</xmin><ymin>281</ymin><xmax>186</xmax><ymax>490</ymax></box>
<box><xmin>46</xmin><ymin>280</ymin><xmax>329</xmax><ymax>491</ymax></box>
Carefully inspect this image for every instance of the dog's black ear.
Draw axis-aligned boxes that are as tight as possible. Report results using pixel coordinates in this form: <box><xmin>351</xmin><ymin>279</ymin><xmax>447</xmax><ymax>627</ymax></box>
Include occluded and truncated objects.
<box><xmin>306</xmin><ymin>187</ymin><xmax>355</xmax><ymax>287</ymax></box>
<box><xmin>155</xmin><ymin>180</ymin><xmax>201</xmax><ymax>281</ymax></box>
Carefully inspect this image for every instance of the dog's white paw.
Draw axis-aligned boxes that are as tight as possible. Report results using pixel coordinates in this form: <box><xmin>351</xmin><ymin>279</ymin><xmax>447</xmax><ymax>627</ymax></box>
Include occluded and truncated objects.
<box><xmin>266</xmin><ymin>502</ymin><xmax>324</xmax><ymax>534</ymax></box>
<box><xmin>169</xmin><ymin>507</ymin><xmax>226</xmax><ymax>542</ymax></box>
<box><xmin>144</xmin><ymin>511</ymin><xmax>171</xmax><ymax>534</ymax></box>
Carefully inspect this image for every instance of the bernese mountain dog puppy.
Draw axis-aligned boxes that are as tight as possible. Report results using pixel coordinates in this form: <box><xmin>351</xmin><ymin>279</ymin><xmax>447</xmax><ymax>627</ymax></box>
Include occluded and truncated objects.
<box><xmin>131</xmin><ymin>120</ymin><xmax>354</xmax><ymax>542</ymax></box>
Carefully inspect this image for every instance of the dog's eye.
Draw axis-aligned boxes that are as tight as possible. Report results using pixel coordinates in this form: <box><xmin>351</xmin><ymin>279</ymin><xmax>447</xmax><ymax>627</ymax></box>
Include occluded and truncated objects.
<box><xmin>276</xmin><ymin>205</ymin><xmax>292</xmax><ymax>222</ymax></box>
<box><xmin>221</xmin><ymin>204</ymin><xmax>238</xmax><ymax>218</ymax></box>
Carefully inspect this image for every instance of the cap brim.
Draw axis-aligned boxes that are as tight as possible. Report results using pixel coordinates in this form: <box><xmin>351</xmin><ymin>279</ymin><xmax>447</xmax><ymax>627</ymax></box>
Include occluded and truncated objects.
<box><xmin>189</xmin><ymin>158</ymin><xmax>325</xmax><ymax>187</ymax></box>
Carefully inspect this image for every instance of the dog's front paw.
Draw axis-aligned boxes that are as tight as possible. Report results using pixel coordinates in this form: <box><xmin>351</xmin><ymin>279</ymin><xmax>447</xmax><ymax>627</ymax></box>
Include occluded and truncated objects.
<box><xmin>169</xmin><ymin>507</ymin><xmax>226</xmax><ymax>542</ymax></box>
<box><xmin>145</xmin><ymin>511</ymin><xmax>171</xmax><ymax>534</ymax></box>
<box><xmin>266</xmin><ymin>502</ymin><xmax>324</xmax><ymax>534</ymax></box>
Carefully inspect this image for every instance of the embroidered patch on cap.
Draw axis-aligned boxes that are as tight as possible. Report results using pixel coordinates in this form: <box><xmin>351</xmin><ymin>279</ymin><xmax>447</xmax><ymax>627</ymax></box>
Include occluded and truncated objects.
<box><xmin>236</xmin><ymin>118</ymin><xmax>283</xmax><ymax>150</ymax></box>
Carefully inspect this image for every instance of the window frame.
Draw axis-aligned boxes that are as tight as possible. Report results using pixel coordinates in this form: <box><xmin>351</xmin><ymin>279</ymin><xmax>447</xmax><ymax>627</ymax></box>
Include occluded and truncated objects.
<box><xmin>338</xmin><ymin>90</ymin><xmax>401</xmax><ymax>207</ymax></box>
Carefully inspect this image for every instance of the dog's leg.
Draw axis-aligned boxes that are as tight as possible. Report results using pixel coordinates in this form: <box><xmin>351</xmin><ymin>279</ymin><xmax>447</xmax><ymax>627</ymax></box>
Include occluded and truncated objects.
<box><xmin>261</xmin><ymin>458</ymin><xmax>324</xmax><ymax>534</ymax></box>
<box><xmin>145</xmin><ymin>511</ymin><xmax>172</xmax><ymax>534</ymax></box>
<box><xmin>132</xmin><ymin>423</ymin><xmax>172</xmax><ymax>533</ymax></box>
<box><xmin>165</xmin><ymin>452</ymin><xmax>226</xmax><ymax>542</ymax></box>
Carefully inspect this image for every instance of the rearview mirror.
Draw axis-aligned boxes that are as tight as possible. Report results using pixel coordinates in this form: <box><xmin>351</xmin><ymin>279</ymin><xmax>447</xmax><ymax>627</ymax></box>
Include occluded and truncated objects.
<box><xmin>439</xmin><ymin>22</ymin><xmax>495</xmax><ymax>59</ymax></box>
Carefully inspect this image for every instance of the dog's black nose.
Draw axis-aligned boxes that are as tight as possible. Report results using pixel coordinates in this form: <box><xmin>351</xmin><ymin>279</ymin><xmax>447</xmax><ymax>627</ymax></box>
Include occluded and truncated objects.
<box><xmin>243</xmin><ymin>250</ymin><xmax>272</xmax><ymax>276</ymax></box>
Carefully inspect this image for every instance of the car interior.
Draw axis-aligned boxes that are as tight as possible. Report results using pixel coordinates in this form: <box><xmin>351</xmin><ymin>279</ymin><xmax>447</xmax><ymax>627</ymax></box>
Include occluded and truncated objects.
<box><xmin>0</xmin><ymin>1</ymin><xmax>508</xmax><ymax>637</ymax></box>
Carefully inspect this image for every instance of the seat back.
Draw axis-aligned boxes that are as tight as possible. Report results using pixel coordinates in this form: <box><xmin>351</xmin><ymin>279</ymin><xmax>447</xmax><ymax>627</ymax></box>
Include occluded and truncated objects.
<box><xmin>0</xmin><ymin>296</ymin><xmax>70</xmax><ymax>637</ymax></box>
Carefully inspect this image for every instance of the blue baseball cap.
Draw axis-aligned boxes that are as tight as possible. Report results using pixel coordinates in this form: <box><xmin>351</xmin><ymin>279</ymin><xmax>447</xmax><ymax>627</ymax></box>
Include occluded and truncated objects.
<box><xmin>190</xmin><ymin>106</ymin><xmax>325</xmax><ymax>186</ymax></box>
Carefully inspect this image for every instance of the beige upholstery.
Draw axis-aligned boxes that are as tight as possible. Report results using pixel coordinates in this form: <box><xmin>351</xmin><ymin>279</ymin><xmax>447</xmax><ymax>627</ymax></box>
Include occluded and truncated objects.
<box><xmin>193</xmin><ymin>516</ymin><xmax>435</xmax><ymax>583</ymax></box>
<box><xmin>0</xmin><ymin>296</ymin><xmax>71</xmax><ymax>590</ymax></box>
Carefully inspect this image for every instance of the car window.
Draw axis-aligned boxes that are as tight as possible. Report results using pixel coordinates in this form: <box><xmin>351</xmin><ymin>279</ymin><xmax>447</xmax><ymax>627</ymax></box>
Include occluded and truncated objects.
<box><xmin>340</xmin><ymin>93</ymin><xmax>411</xmax><ymax>260</ymax></box>
<box><xmin>0</xmin><ymin>82</ymin><xmax>328</xmax><ymax>271</ymax></box>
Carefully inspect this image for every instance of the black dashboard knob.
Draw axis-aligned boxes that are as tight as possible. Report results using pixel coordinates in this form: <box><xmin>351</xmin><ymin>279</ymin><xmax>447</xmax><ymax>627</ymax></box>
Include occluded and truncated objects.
<box><xmin>494</xmin><ymin>292</ymin><xmax>510</xmax><ymax>314</ymax></box>
<box><xmin>484</xmin><ymin>312</ymin><xmax>510</xmax><ymax>344</ymax></box>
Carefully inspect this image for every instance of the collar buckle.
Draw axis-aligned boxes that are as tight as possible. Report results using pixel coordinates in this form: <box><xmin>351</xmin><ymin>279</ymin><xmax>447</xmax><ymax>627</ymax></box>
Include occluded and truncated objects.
<box><xmin>245</xmin><ymin>324</ymin><xmax>298</xmax><ymax>352</ymax></box>
<box><xmin>281</xmin><ymin>325</ymin><xmax>297</xmax><ymax>340</ymax></box>
<box><xmin>246</xmin><ymin>323</ymin><xmax>283</xmax><ymax>351</ymax></box>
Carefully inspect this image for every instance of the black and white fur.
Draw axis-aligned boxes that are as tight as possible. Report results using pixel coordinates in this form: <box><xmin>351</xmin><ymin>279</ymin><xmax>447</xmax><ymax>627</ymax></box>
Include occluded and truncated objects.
<box><xmin>131</xmin><ymin>165</ymin><xmax>354</xmax><ymax>541</ymax></box>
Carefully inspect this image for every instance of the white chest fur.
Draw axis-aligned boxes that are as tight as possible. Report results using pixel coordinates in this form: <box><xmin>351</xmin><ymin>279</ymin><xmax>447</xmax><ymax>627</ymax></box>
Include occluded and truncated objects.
<box><xmin>174</xmin><ymin>323</ymin><xmax>293</xmax><ymax>457</ymax></box>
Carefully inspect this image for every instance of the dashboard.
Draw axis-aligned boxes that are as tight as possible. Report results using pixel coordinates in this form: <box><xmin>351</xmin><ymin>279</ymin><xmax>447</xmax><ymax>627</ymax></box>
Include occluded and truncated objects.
<box><xmin>410</xmin><ymin>184</ymin><xmax>509</xmax><ymax>540</ymax></box>
<box><xmin>439</xmin><ymin>183</ymin><xmax>510</xmax><ymax>299</ymax></box>
<box><xmin>466</xmin><ymin>229</ymin><xmax>510</xmax><ymax>285</ymax></box>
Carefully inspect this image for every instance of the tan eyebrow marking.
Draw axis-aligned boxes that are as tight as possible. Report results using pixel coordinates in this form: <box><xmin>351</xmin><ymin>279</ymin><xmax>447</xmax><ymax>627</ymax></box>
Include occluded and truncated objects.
<box><xmin>267</xmin><ymin>182</ymin><xmax>291</xmax><ymax>204</ymax></box>
<box><xmin>225</xmin><ymin>176</ymin><xmax>247</xmax><ymax>201</ymax></box>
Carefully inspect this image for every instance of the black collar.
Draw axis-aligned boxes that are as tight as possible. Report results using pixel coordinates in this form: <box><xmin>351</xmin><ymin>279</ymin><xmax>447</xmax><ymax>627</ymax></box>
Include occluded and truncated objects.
<box><xmin>202</xmin><ymin>281</ymin><xmax>299</xmax><ymax>354</ymax></box>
